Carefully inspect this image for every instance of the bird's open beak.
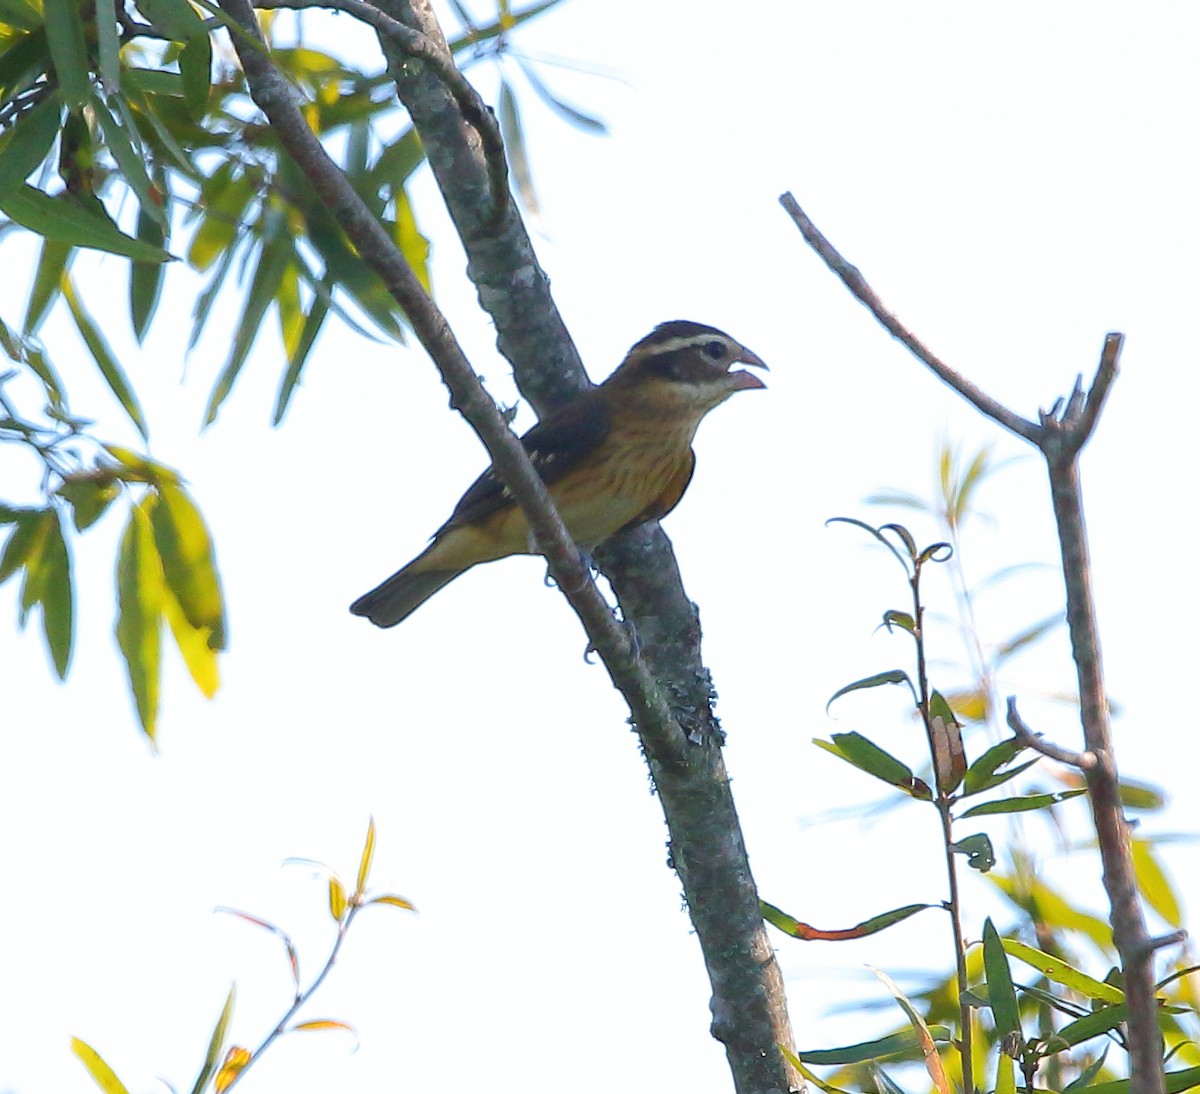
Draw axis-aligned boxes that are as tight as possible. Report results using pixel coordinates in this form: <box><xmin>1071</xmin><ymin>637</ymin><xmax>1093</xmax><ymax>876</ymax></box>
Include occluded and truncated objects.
<box><xmin>729</xmin><ymin>346</ymin><xmax>768</xmax><ymax>390</ymax></box>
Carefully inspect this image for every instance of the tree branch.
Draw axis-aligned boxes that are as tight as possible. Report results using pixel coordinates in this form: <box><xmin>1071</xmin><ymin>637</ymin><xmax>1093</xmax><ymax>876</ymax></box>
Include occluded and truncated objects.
<box><xmin>217</xmin><ymin>6</ymin><xmax>800</xmax><ymax>1090</ymax></box>
<box><xmin>783</xmin><ymin>193</ymin><xmax>1165</xmax><ymax>1094</ymax></box>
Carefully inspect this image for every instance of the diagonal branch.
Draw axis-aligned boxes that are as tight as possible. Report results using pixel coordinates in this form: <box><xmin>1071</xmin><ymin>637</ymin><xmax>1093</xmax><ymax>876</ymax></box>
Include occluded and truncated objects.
<box><xmin>216</xmin><ymin>0</ymin><xmax>680</xmax><ymax>760</ymax></box>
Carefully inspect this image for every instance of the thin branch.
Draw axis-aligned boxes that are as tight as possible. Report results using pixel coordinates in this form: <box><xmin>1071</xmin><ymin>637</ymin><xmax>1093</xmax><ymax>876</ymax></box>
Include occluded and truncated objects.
<box><xmin>783</xmin><ymin>192</ymin><xmax>1161</xmax><ymax>1094</ymax></box>
<box><xmin>214</xmin><ymin>0</ymin><xmax>690</xmax><ymax>765</ymax></box>
<box><xmin>778</xmin><ymin>192</ymin><xmax>1041</xmax><ymax>442</ymax></box>
<box><xmin>1005</xmin><ymin>697</ymin><xmax>1096</xmax><ymax>769</ymax></box>
<box><xmin>252</xmin><ymin>0</ymin><xmax>510</xmax><ymax>230</ymax></box>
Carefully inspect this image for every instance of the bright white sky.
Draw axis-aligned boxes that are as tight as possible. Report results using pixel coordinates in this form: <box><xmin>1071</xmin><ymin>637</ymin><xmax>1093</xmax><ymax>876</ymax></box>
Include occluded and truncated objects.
<box><xmin>3</xmin><ymin>3</ymin><xmax>1200</xmax><ymax>1092</ymax></box>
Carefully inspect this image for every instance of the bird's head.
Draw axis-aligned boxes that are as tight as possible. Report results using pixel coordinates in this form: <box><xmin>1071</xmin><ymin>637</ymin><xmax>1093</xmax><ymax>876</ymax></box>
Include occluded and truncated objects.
<box><xmin>608</xmin><ymin>320</ymin><xmax>768</xmax><ymax>414</ymax></box>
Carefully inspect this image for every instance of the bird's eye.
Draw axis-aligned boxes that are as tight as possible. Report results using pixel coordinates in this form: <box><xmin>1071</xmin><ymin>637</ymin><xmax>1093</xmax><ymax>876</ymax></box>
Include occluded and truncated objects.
<box><xmin>702</xmin><ymin>340</ymin><xmax>725</xmax><ymax>360</ymax></box>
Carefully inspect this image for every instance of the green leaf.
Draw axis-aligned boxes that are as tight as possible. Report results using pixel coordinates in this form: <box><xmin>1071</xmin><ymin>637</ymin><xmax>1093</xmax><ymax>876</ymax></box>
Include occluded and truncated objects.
<box><xmin>868</xmin><ymin>966</ymin><xmax>952</xmax><ymax>1094</ymax></box>
<box><xmin>1119</xmin><ymin>780</ymin><xmax>1165</xmax><ymax>811</ymax></box>
<box><xmin>0</xmin><ymin>510</ymin><xmax>41</xmax><ymax>586</ymax></box>
<box><xmin>814</xmin><ymin>732</ymin><xmax>931</xmax><ymax>799</ymax></box>
<box><xmin>1054</xmin><ymin>1003</ymin><xmax>1127</xmax><ymax>1049</ymax></box>
<box><xmin>498</xmin><ymin>79</ymin><xmax>541</xmax><ymax>227</ymax></box>
<box><xmin>24</xmin><ymin>236</ymin><xmax>73</xmax><ymax>335</ymax></box>
<box><xmin>1081</xmin><ymin>1067</ymin><xmax>1200</xmax><ymax>1094</ymax></box>
<box><xmin>1000</xmin><ymin>939</ymin><xmax>1125</xmax><ymax>1003</ymax></box>
<box><xmin>203</xmin><ymin>209</ymin><xmax>294</xmax><ymax>425</ymax></box>
<box><xmin>962</xmin><ymin>736</ymin><xmax>1034</xmax><ymax>795</ymax></box>
<box><xmin>880</xmin><ymin>609</ymin><xmax>915</xmax><ymax>635</ymax></box>
<box><xmin>982</xmin><ymin>919</ymin><xmax>1020</xmax><ymax>1037</ymax></box>
<box><xmin>189</xmin><ymin>985</ymin><xmax>235</xmax><ymax>1094</ymax></box>
<box><xmin>62</xmin><ymin>276</ymin><xmax>150</xmax><ymax>440</ymax></box>
<box><xmin>795</xmin><ymin>1026</ymin><xmax>953</xmax><ymax>1065</ymax></box>
<box><xmin>762</xmin><ymin>899</ymin><xmax>935</xmax><ymax>941</ymax></box>
<box><xmin>514</xmin><ymin>55</ymin><xmax>608</xmax><ymax>133</ymax></box>
<box><xmin>0</xmin><ymin>92</ymin><xmax>62</xmax><ymax>197</ymax></box>
<box><xmin>42</xmin><ymin>0</ymin><xmax>91</xmax><ymax>112</ymax></box>
<box><xmin>994</xmin><ymin>613</ymin><xmax>1063</xmax><ymax>665</ymax></box>
<box><xmin>116</xmin><ymin>498</ymin><xmax>164</xmax><ymax>741</ymax></box>
<box><xmin>0</xmin><ymin>184</ymin><xmax>173</xmax><ymax>262</ymax></box>
<box><xmin>0</xmin><ymin>0</ymin><xmax>42</xmax><ymax>29</ymax></box>
<box><xmin>958</xmin><ymin>788</ymin><xmax>1087</xmax><ymax>818</ymax></box>
<box><xmin>950</xmin><ymin>833</ymin><xmax>995</xmax><ymax>872</ymax></box>
<box><xmin>71</xmin><ymin>1037</ymin><xmax>131</xmax><ymax>1094</ymax></box>
<box><xmin>35</xmin><ymin>507</ymin><xmax>73</xmax><ymax>677</ymax></box>
<box><xmin>826</xmin><ymin>668</ymin><xmax>914</xmax><ymax>712</ymax></box>
<box><xmin>130</xmin><ymin>203</ymin><xmax>167</xmax><ymax>341</ymax></box>
<box><xmin>93</xmin><ymin>0</ymin><xmax>121</xmax><ymax>91</ymax></box>
<box><xmin>826</xmin><ymin>516</ymin><xmax>912</xmax><ymax>572</ymax></box>
<box><xmin>1132</xmin><ymin>838</ymin><xmax>1182</xmax><ymax>927</ymax></box>
<box><xmin>272</xmin><ymin>284</ymin><xmax>329</xmax><ymax>424</ymax></box>
<box><xmin>57</xmin><ymin>475</ymin><xmax>120</xmax><ymax>531</ymax></box>
<box><xmin>91</xmin><ymin>92</ymin><xmax>166</xmax><ymax>229</ymax></box>
<box><xmin>179</xmin><ymin>34</ymin><xmax>212</xmax><ymax>118</ymax></box>
<box><xmin>928</xmin><ymin>689</ymin><xmax>965</xmax><ymax>793</ymax></box>
<box><xmin>148</xmin><ymin>480</ymin><xmax>226</xmax><ymax>649</ymax></box>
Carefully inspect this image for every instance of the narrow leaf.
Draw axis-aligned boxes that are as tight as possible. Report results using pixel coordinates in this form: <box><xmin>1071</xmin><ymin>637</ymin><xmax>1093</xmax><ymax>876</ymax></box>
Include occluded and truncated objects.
<box><xmin>356</xmin><ymin>816</ymin><xmax>376</xmax><ymax>893</ymax></box>
<box><xmin>1132</xmin><ymin>838</ymin><xmax>1182</xmax><ymax>927</ymax></box>
<box><xmin>880</xmin><ymin>609</ymin><xmax>915</xmax><ymax>635</ymax></box>
<box><xmin>62</xmin><ymin>276</ymin><xmax>150</xmax><ymax>439</ymax></box>
<box><xmin>43</xmin><ymin>0</ymin><xmax>91</xmax><ymax>111</ymax></box>
<box><xmin>329</xmin><ymin>876</ymin><xmax>347</xmax><ymax>921</ymax></box>
<box><xmin>368</xmin><ymin>894</ymin><xmax>416</xmax><ymax>911</ymax></box>
<box><xmin>94</xmin><ymin>0</ymin><xmax>121</xmax><ymax>90</ymax></box>
<box><xmin>179</xmin><ymin>34</ymin><xmax>213</xmax><ymax>119</ymax></box>
<box><xmin>24</xmin><ymin>237</ymin><xmax>73</xmax><ymax>335</ymax></box>
<box><xmin>116</xmin><ymin>498</ymin><xmax>164</xmax><ymax>740</ymax></box>
<box><xmin>71</xmin><ymin>1037</ymin><xmax>130</xmax><ymax>1094</ymax></box>
<box><xmin>928</xmin><ymin>690</ymin><xmax>965</xmax><ymax>793</ymax></box>
<box><xmin>189</xmin><ymin>985</ymin><xmax>235</xmax><ymax>1094</ymax></box>
<box><xmin>1000</xmin><ymin>939</ymin><xmax>1126</xmax><ymax>1003</ymax></box>
<box><xmin>498</xmin><ymin>80</ymin><xmax>541</xmax><ymax>228</ymax></box>
<box><xmin>815</xmin><ymin>732</ymin><xmax>931</xmax><ymax>799</ymax></box>
<box><xmin>762</xmin><ymin>899</ymin><xmax>935</xmax><ymax>941</ymax></box>
<box><xmin>149</xmin><ymin>481</ymin><xmax>226</xmax><ymax>649</ymax></box>
<box><xmin>826</xmin><ymin>669</ymin><xmax>913</xmax><ymax>712</ymax></box>
<box><xmin>91</xmin><ymin>92</ymin><xmax>165</xmax><ymax>228</ymax></box>
<box><xmin>272</xmin><ymin>286</ymin><xmax>329</xmax><ymax>424</ymax></box>
<box><xmin>963</xmin><ymin>736</ymin><xmax>1030</xmax><ymax>795</ymax></box>
<box><xmin>203</xmin><ymin>211</ymin><xmax>293</xmax><ymax>425</ymax></box>
<box><xmin>982</xmin><ymin>919</ymin><xmax>1021</xmax><ymax>1037</ymax></box>
<box><xmin>795</xmin><ymin>1026</ymin><xmax>952</xmax><ymax>1065</ymax></box>
<box><xmin>826</xmin><ymin>516</ymin><xmax>912</xmax><ymax>572</ymax></box>
<box><xmin>994</xmin><ymin>613</ymin><xmax>1063</xmax><ymax>665</ymax></box>
<box><xmin>514</xmin><ymin>55</ymin><xmax>607</xmax><ymax>133</ymax></box>
<box><xmin>0</xmin><ymin>93</ymin><xmax>62</xmax><ymax>196</ymax></box>
<box><xmin>958</xmin><ymin>788</ymin><xmax>1086</xmax><ymax>818</ymax></box>
<box><xmin>162</xmin><ymin>583</ymin><xmax>220</xmax><ymax>697</ymax></box>
<box><xmin>0</xmin><ymin>509</ymin><xmax>45</xmax><ymax>585</ymax></box>
<box><xmin>36</xmin><ymin>507</ymin><xmax>73</xmax><ymax>677</ymax></box>
<box><xmin>867</xmin><ymin>966</ymin><xmax>952</xmax><ymax>1094</ymax></box>
<box><xmin>0</xmin><ymin>185</ymin><xmax>172</xmax><ymax>262</ymax></box>
<box><xmin>213</xmin><ymin>1046</ymin><xmax>250</xmax><ymax>1094</ymax></box>
<box><xmin>1054</xmin><ymin>1003</ymin><xmax>1128</xmax><ymax>1048</ymax></box>
<box><xmin>130</xmin><ymin>204</ymin><xmax>167</xmax><ymax>341</ymax></box>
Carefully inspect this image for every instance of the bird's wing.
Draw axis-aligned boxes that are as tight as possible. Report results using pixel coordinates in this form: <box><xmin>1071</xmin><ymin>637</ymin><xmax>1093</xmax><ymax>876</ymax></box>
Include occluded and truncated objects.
<box><xmin>439</xmin><ymin>391</ymin><xmax>612</xmax><ymax>532</ymax></box>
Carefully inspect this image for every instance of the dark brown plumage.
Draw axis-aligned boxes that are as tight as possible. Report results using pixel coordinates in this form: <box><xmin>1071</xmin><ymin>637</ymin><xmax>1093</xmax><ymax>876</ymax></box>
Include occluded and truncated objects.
<box><xmin>351</xmin><ymin>321</ymin><xmax>766</xmax><ymax>627</ymax></box>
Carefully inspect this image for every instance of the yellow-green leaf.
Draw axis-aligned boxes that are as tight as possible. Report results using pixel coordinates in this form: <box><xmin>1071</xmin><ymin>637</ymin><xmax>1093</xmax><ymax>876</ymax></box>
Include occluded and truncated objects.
<box><xmin>149</xmin><ymin>481</ymin><xmax>226</xmax><ymax>649</ymax></box>
<box><xmin>163</xmin><ymin>583</ymin><xmax>220</xmax><ymax>697</ymax></box>
<box><xmin>71</xmin><ymin>1037</ymin><xmax>130</xmax><ymax>1094</ymax></box>
<box><xmin>1000</xmin><ymin>939</ymin><xmax>1125</xmax><ymax>1003</ymax></box>
<box><xmin>356</xmin><ymin>816</ymin><xmax>376</xmax><ymax>893</ymax></box>
<box><xmin>36</xmin><ymin>507</ymin><xmax>73</xmax><ymax>677</ymax></box>
<box><xmin>190</xmin><ymin>985</ymin><xmax>235</xmax><ymax>1094</ymax></box>
<box><xmin>1132</xmin><ymin>838</ymin><xmax>1182</xmax><ymax>927</ymax></box>
<box><xmin>116</xmin><ymin>498</ymin><xmax>164</xmax><ymax>740</ymax></box>
<box><xmin>329</xmin><ymin>876</ymin><xmax>347</xmax><ymax>921</ymax></box>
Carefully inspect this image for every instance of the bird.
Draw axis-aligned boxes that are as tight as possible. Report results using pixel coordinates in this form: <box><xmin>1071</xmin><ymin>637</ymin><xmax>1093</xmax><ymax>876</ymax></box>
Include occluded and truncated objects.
<box><xmin>350</xmin><ymin>320</ymin><xmax>767</xmax><ymax>627</ymax></box>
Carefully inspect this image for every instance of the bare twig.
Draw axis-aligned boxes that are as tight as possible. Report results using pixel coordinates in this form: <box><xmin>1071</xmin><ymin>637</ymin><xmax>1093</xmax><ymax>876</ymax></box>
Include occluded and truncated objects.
<box><xmin>783</xmin><ymin>192</ymin><xmax>1162</xmax><ymax>1094</ymax></box>
<box><xmin>778</xmin><ymin>193</ymin><xmax>1041</xmax><ymax>442</ymax></box>
<box><xmin>251</xmin><ymin>0</ymin><xmax>510</xmax><ymax>230</ymax></box>
<box><xmin>1005</xmin><ymin>697</ymin><xmax>1096</xmax><ymax>769</ymax></box>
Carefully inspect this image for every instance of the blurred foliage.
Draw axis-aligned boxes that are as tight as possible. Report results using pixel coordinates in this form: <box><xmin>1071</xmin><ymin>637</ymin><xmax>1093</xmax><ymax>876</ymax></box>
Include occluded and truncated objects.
<box><xmin>0</xmin><ymin>0</ymin><xmax>604</xmax><ymax>736</ymax></box>
<box><xmin>768</xmin><ymin>443</ymin><xmax>1198</xmax><ymax>1093</ymax></box>
<box><xmin>71</xmin><ymin>819</ymin><xmax>415</xmax><ymax>1093</ymax></box>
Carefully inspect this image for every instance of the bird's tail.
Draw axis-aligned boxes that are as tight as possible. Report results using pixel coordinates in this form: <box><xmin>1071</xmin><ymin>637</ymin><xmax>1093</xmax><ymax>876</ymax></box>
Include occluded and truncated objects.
<box><xmin>350</xmin><ymin>561</ymin><xmax>466</xmax><ymax>628</ymax></box>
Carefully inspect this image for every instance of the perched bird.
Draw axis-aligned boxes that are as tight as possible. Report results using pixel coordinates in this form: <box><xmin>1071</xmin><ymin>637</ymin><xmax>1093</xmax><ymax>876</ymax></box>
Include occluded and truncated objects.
<box><xmin>351</xmin><ymin>320</ymin><xmax>767</xmax><ymax>627</ymax></box>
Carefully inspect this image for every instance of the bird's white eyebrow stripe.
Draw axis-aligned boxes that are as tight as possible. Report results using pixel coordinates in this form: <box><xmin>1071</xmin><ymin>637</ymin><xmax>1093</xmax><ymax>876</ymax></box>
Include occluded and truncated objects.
<box><xmin>646</xmin><ymin>335</ymin><xmax>729</xmax><ymax>354</ymax></box>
